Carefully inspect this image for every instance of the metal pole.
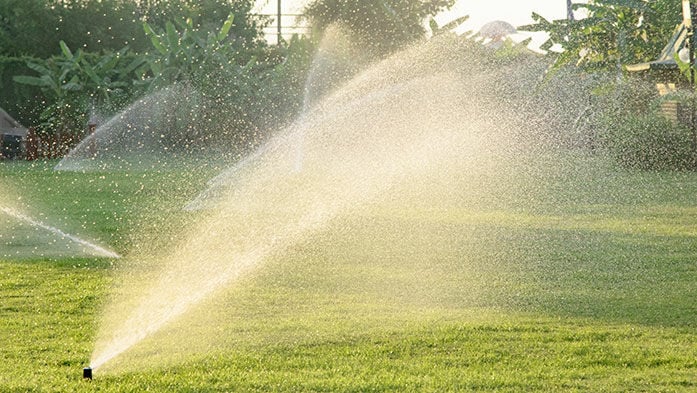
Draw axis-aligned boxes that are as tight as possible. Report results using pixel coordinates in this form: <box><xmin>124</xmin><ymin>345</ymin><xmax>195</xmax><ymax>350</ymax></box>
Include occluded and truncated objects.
<box><xmin>277</xmin><ymin>0</ymin><xmax>282</xmax><ymax>45</ymax></box>
<box><xmin>692</xmin><ymin>1</ymin><xmax>697</xmax><ymax>168</ymax></box>
<box><xmin>683</xmin><ymin>0</ymin><xmax>694</xmax><ymax>84</ymax></box>
<box><xmin>685</xmin><ymin>0</ymin><xmax>697</xmax><ymax>167</ymax></box>
<box><xmin>567</xmin><ymin>0</ymin><xmax>574</xmax><ymax>21</ymax></box>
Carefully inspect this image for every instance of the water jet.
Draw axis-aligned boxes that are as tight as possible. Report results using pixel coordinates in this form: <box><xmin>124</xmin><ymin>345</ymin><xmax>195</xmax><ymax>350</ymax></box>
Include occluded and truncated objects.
<box><xmin>89</xmin><ymin>33</ymin><xmax>585</xmax><ymax>373</ymax></box>
<box><xmin>0</xmin><ymin>206</ymin><xmax>120</xmax><ymax>259</ymax></box>
<box><xmin>54</xmin><ymin>85</ymin><xmax>204</xmax><ymax>172</ymax></box>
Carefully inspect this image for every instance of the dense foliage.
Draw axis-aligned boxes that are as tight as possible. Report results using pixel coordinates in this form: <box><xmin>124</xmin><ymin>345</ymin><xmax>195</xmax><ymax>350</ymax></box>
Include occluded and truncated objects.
<box><xmin>303</xmin><ymin>0</ymin><xmax>455</xmax><ymax>54</ymax></box>
<box><xmin>0</xmin><ymin>0</ymin><xmax>266</xmax><ymax>57</ymax></box>
<box><xmin>2</xmin><ymin>0</ymin><xmax>696</xmax><ymax>169</ymax></box>
<box><xmin>1</xmin><ymin>0</ymin><xmax>452</xmax><ymax>156</ymax></box>
<box><xmin>0</xmin><ymin>0</ymin><xmax>305</xmax><ymax>154</ymax></box>
<box><xmin>600</xmin><ymin>111</ymin><xmax>696</xmax><ymax>170</ymax></box>
<box><xmin>12</xmin><ymin>42</ymin><xmax>146</xmax><ymax>139</ymax></box>
<box><xmin>523</xmin><ymin>0</ymin><xmax>681</xmax><ymax>72</ymax></box>
<box><xmin>520</xmin><ymin>0</ymin><xmax>697</xmax><ymax>170</ymax></box>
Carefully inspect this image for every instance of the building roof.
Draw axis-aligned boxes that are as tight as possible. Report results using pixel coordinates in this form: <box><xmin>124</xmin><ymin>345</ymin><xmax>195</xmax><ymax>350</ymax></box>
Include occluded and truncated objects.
<box><xmin>0</xmin><ymin>108</ymin><xmax>27</xmax><ymax>136</ymax></box>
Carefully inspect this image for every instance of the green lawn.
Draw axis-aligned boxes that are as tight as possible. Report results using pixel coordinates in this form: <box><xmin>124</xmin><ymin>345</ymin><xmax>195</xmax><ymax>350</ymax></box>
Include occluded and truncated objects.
<box><xmin>0</xmin><ymin>154</ymin><xmax>696</xmax><ymax>392</ymax></box>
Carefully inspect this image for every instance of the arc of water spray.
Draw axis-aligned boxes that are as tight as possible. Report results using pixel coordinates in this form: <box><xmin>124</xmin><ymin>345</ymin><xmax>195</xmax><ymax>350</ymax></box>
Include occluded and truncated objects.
<box><xmin>91</xmin><ymin>26</ymin><xmax>480</xmax><ymax>371</ymax></box>
<box><xmin>89</xmin><ymin>215</ymin><xmax>314</xmax><ymax>370</ymax></box>
<box><xmin>0</xmin><ymin>206</ymin><xmax>120</xmax><ymax>259</ymax></box>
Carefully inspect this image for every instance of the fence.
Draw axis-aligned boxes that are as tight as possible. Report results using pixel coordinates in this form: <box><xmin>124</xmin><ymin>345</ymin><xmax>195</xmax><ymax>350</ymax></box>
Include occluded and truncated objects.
<box><xmin>256</xmin><ymin>13</ymin><xmax>312</xmax><ymax>44</ymax></box>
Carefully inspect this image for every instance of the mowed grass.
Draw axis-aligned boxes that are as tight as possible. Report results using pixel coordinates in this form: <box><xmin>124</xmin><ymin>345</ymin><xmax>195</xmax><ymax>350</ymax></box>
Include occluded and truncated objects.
<box><xmin>1</xmin><ymin>154</ymin><xmax>696</xmax><ymax>392</ymax></box>
<box><xmin>0</xmin><ymin>159</ymin><xmax>223</xmax><ymax>256</ymax></box>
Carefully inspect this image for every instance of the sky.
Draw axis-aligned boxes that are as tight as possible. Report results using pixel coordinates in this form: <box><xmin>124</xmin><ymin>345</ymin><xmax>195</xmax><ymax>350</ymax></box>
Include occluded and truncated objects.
<box><xmin>439</xmin><ymin>0</ymin><xmax>571</xmax><ymax>30</ymax></box>
<box><xmin>437</xmin><ymin>0</ymin><xmax>582</xmax><ymax>50</ymax></box>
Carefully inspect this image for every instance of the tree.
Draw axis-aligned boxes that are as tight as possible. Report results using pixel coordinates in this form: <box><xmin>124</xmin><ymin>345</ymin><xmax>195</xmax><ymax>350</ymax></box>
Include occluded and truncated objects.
<box><xmin>303</xmin><ymin>0</ymin><xmax>455</xmax><ymax>55</ymax></box>
<box><xmin>12</xmin><ymin>41</ymin><xmax>146</xmax><ymax>142</ymax></box>
<box><xmin>523</xmin><ymin>0</ymin><xmax>681</xmax><ymax>72</ymax></box>
<box><xmin>0</xmin><ymin>0</ymin><xmax>60</xmax><ymax>58</ymax></box>
<box><xmin>0</xmin><ymin>0</ymin><xmax>268</xmax><ymax>58</ymax></box>
<box><xmin>522</xmin><ymin>1</ymin><xmax>696</xmax><ymax>170</ymax></box>
<box><xmin>133</xmin><ymin>0</ymin><xmax>268</xmax><ymax>52</ymax></box>
<box><xmin>1</xmin><ymin>0</ymin><xmax>272</xmax><ymax>129</ymax></box>
<box><xmin>50</xmin><ymin>0</ymin><xmax>147</xmax><ymax>53</ymax></box>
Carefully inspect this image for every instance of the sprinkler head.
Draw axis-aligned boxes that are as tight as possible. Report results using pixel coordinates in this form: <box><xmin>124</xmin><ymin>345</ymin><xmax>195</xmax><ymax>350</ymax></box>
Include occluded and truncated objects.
<box><xmin>83</xmin><ymin>367</ymin><xmax>92</xmax><ymax>381</ymax></box>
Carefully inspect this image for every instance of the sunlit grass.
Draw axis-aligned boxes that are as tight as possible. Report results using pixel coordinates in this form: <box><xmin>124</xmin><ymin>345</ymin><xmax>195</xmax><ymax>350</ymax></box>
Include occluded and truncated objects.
<box><xmin>1</xmin><ymin>154</ymin><xmax>696</xmax><ymax>391</ymax></box>
<box><xmin>0</xmin><ymin>159</ymin><xmax>222</xmax><ymax>256</ymax></box>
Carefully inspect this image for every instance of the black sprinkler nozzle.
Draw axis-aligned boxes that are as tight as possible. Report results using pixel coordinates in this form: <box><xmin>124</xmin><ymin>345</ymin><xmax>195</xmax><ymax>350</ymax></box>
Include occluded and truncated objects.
<box><xmin>83</xmin><ymin>367</ymin><xmax>92</xmax><ymax>381</ymax></box>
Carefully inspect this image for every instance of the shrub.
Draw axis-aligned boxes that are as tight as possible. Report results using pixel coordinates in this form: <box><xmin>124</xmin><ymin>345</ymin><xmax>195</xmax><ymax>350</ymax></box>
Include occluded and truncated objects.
<box><xmin>599</xmin><ymin>112</ymin><xmax>696</xmax><ymax>171</ymax></box>
<box><xmin>0</xmin><ymin>56</ymin><xmax>43</xmax><ymax>127</ymax></box>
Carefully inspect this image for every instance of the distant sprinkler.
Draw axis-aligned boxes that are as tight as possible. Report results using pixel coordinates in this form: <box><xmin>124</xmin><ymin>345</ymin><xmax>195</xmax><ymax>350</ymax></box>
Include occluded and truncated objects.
<box><xmin>88</xmin><ymin>114</ymin><xmax>98</xmax><ymax>157</ymax></box>
<box><xmin>83</xmin><ymin>367</ymin><xmax>92</xmax><ymax>381</ymax></box>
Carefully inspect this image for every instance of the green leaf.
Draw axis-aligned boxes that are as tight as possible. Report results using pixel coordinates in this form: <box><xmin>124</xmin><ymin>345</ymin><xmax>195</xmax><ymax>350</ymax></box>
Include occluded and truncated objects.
<box><xmin>58</xmin><ymin>67</ymin><xmax>72</xmax><ymax>84</ymax></box>
<box><xmin>62</xmin><ymin>75</ymin><xmax>82</xmax><ymax>91</ymax></box>
<box><xmin>41</xmin><ymin>74</ymin><xmax>58</xmax><ymax>90</ymax></box>
<box><xmin>144</xmin><ymin>23</ymin><xmax>167</xmax><ymax>55</ymax></box>
<box><xmin>62</xmin><ymin>82</ymin><xmax>81</xmax><ymax>91</ymax></box>
<box><xmin>12</xmin><ymin>75</ymin><xmax>51</xmax><ymax>87</ymax></box>
<box><xmin>149</xmin><ymin>61</ymin><xmax>162</xmax><ymax>76</ymax></box>
<box><xmin>122</xmin><ymin>56</ymin><xmax>147</xmax><ymax>76</ymax></box>
<box><xmin>109</xmin><ymin>81</ymin><xmax>128</xmax><ymax>88</ymax></box>
<box><xmin>96</xmin><ymin>53</ymin><xmax>118</xmax><ymax>72</ymax></box>
<box><xmin>151</xmin><ymin>37</ymin><xmax>167</xmax><ymax>55</ymax></box>
<box><xmin>599</xmin><ymin>0</ymin><xmax>649</xmax><ymax>12</ymax></box>
<box><xmin>241</xmin><ymin>56</ymin><xmax>257</xmax><ymax>73</ymax></box>
<box><xmin>540</xmin><ymin>39</ymin><xmax>555</xmax><ymax>52</ymax></box>
<box><xmin>217</xmin><ymin>13</ymin><xmax>235</xmax><ymax>42</ymax></box>
<box><xmin>59</xmin><ymin>40</ymin><xmax>73</xmax><ymax>60</ymax></box>
<box><xmin>166</xmin><ymin>22</ymin><xmax>179</xmax><ymax>48</ymax></box>
<box><xmin>440</xmin><ymin>15</ymin><xmax>469</xmax><ymax>32</ymax></box>
<box><xmin>143</xmin><ymin>22</ymin><xmax>156</xmax><ymax>37</ymax></box>
<box><xmin>117</xmin><ymin>45</ymin><xmax>130</xmax><ymax>57</ymax></box>
<box><xmin>531</xmin><ymin>12</ymin><xmax>551</xmax><ymax>25</ymax></box>
<box><xmin>82</xmin><ymin>62</ymin><xmax>102</xmax><ymax>85</ymax></box>
<box><xmin>429</xmin><ymin>18</ymin><xmax>439</xmax><ymax>33</ymax></box>
<box><xmin>26</xmin><ymin>62</ymin><xmax>51</xmax><ymax>76</ymax></box>
<box><xmin>516</xmin><ymin>37</ymin><xmax>533</xmax><ymax>48</ymax></box>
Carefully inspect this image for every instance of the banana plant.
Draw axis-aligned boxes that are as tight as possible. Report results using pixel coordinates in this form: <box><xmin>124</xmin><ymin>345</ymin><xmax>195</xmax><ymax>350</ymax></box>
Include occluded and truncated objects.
<box><xmin>429</xmin><ymin>15</ymin><xmax>470</xmax><ymax>36</ymax></box>
<box><xmin>80</xmin><ymin>47</ymin><xmax>147</xmax><ymax>111</ymax></box>
<box><xmin>13</xmin><ymin>40</ymin><xmax>148</xmax><ymax>134</ymax></box>
<box><xmin>13</xmin><ymin>40</ymin><xmax>85</xmax><ymax>134</ymax></box>
<box><xmin>520</xmin><ymin>0</ymin><xmax>677</xmax><ymax>73</ymax></box>
<box><xmin>141</xmin><ymin>13</ymin><xmax>236</xmax><ymax>89</ymax></box>
<box><xmin>13</xmin><ymin>41</ymin><xmax>83</xmax><ymax>98</ymax></box>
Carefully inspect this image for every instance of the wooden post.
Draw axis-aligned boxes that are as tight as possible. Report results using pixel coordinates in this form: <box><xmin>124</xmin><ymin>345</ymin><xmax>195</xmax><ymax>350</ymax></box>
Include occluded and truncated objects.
<box><xmin>25</xmin><ymin>127</ymin><xmax>38</xmax><ymax>161</ymax></box>
<box><xmin>88</xmin><ymin>121</ymin><xmax>97</xmax><ymax>157</ymax></box>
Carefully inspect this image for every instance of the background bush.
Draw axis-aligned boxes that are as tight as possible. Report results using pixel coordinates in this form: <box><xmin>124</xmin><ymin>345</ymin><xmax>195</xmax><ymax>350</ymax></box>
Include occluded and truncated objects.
<box><xmin>0</xmin><ymin>56</ymin><xmax>42</xmax><ymax>126</ymax></box>
<box><xmin>0</xmin><ymin>0</ymin><xmax>271</xmax><ymax>131</ymax></box>
<box><xmin>599</xmin><ymin>112</ymin><xmax>696</xmax><ymax>171</ymax></box>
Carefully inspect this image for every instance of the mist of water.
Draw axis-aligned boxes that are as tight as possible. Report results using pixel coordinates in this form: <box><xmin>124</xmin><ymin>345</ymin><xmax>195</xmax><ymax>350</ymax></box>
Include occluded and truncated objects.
<box><xmin>54</xmin><ymin>85</ymin><xmax>205</xmax><ymax>172</ymax></box>
<box><xmin>90</xmin><ymin>32</ymin><xmax>573</xmax><ymax>373</ymax></box>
